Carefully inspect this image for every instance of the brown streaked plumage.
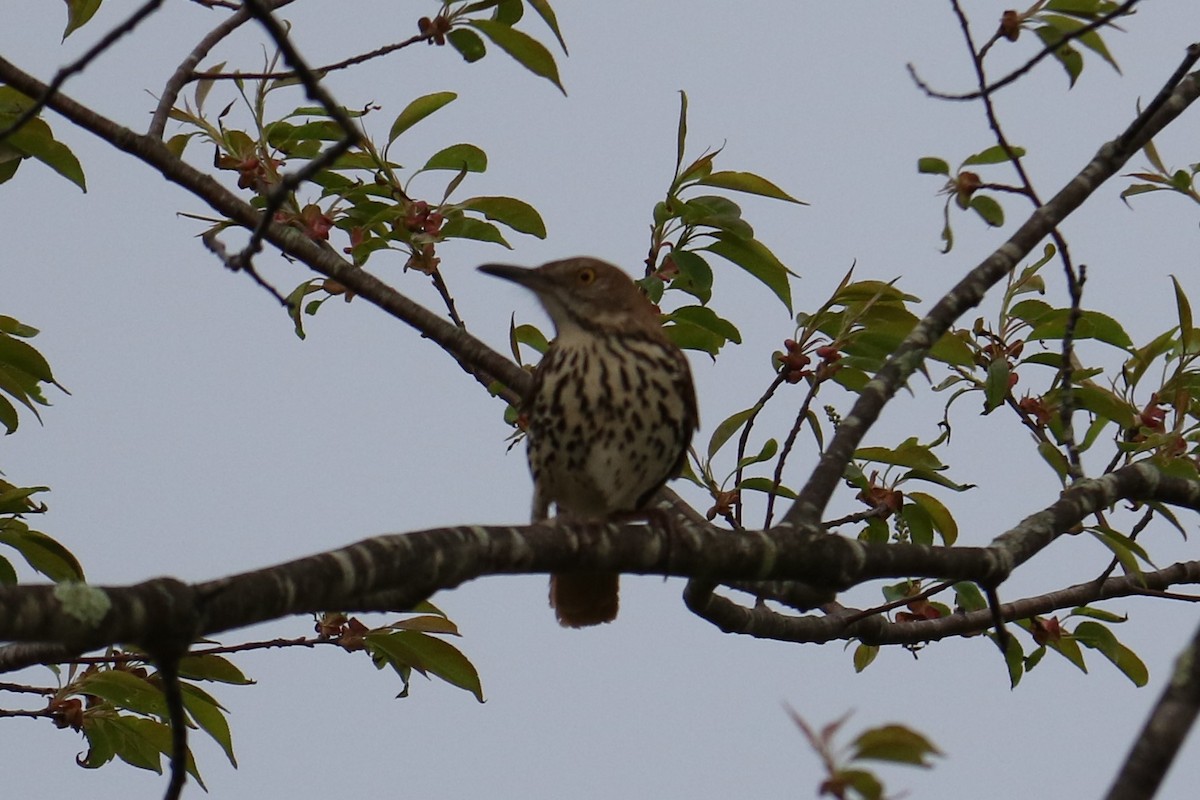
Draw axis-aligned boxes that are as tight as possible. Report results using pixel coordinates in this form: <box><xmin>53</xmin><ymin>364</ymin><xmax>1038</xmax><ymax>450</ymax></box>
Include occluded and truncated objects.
<box><xmin>480</xmin><ymin>257</ymin><xmax>698</xmax><ymax>627</ymax></box>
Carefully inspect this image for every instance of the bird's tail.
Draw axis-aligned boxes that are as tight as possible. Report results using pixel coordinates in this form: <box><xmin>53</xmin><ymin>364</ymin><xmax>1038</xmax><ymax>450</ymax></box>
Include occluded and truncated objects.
<box><xmin>549</xmin><ymin>572</ymin><xmax>619</xmax><ymax>627</ymax></box>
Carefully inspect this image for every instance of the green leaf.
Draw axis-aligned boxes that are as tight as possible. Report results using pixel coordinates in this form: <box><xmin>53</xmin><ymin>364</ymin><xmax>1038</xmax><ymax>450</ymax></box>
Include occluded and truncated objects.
<box><xmin>953</xmin><ymin>582</ymin><xmax>987</xmax><ymax>612</ymax></box>
<box><xmin>901</xmin><ymin>502</ymin><xmax>934</xmax><ymax>546</ymax></box>
<box><xmin>852</xmin><ymin>643</ymin><xmax>878</xmax><ymax>673</ymax></box>
<box><xmin>908</xmin><ymin>491</ymin><xmax>957</xmax><ymax>545</ymax></box>
<box><xmin>177</xmin><ymin>653</ymin><xmax>254</xmax><ymax>685</ymax></box>
<box><xmin>703</xmin><ymin>233</ymin><xmax>793</xmax><ymax>313</ymax></box>
<box><xmin>838</xmin><ymin>769</ymin><xmax>884</xmax><ymax>799</ymax></box>
<box><xmin>1070</xmin><ymin>606</ymin><xmax>1128</xmax><ymax>623</ymax></box>
<box><xmin>680</xmin><ymin>195</ymin><xmax>751</xmax><ymax>239</ymax></box>
<box><xmin>667</xmin><ymin>250</ymin><xmax>714</xmax><ymax>304</ymax></box>
<box><xmin>664</xmin><ymin>318</ymin><xmax>727</xmax><ymax>356</ymax></box>
<box><xmin>511</xmin><ymin>322</ymin><xmax>549</xmax><ymax>358</ymax></box>
<box><xmin>527</xmin><ymin>0</ymin><xmax>568</xmax><ymax>52</ymax></box>
<box><xmin>468</xmin><ymin>20</ymin><xmax>565</xmax><ymax>94</ymax></box>
<box><xmin>855</xmin><ymin>438</ymin><xmax>944</xmax><ymax>471</ymax></box>
<box><xmin>674</xmin><ymin>91</ymin><xmax>688</xmax><ymax>176</ymax></box>
<box><xmin>388</xmin><ymin>92</ymin><xmax>457</xmax><ymax>144</ymax></box>
<box><xmin>365</xmin><ymin>630</ymin><xmax>484</xmax><ymax>701</ymax></box>
<box><xmin>0</xmin><ymin>105</ymin><xmax>87</xmax><ymax>192</ymax></box>
<box><xmin>667</xmin><ymin>305</ymin><xmax>741</xmax><ymax>344</ymax></box>
<box><xmin>1001</xmin><ymin>631</ymin><xmax>1025</xmax><ymax>688</ymax></box>
<box><xmin>63</xmin><ymin>0</ymin><xmax>102</xmax><ymax>39</ymax></box>
<box><xmin>77</xmin><ymin>670</ymin><xmax>169</xmax><ymax>717</ymax></box>
<box><xmin>440</xmin><ymin>216</ymin><xmax>511</xmax><ymax>248</ymax></box>
<box><xmin>180</xmin><ymin>683</ymin><xmax>237</xmax><ymax>767</ymax></box>
<box><xmin>1027</xmin><ymin>309</ymin><xmax>1133</xmax><ymax>349</ymax></box>
<box><xmin>0</xmin><ymin>395</ymin><xmax>18</xmax><ymax>434</ymax></box>
<box><xmin>1035</xmin><ymin>25</ymin><xmax>1084</xmax><ymax>86</ymax></box>
<box><xmin>1037</xmin><ymin>440</ymin><xmax>1071</xmax><ymax>481</ymax></box>
<box><xmin>694</xmin><ymin>171</ymin><xmax>806</xmax><ymax>204</ymax></box>
<box><xmin>983</xmin><ymin>358</ymin><xmax>1011</xmax><ymax>414</ymax></box>
<box><xmin>737</xmin><ymin>477</ymin><xmax>797</xmax><ymax>499</ymax></box>
<box><xmin>0</xmin><ymin>334</ymin><xmax>56</xmax><ymax>383</ymax></box>
<box><xmin>1040</xmin><ymin>14</ymin><xmax>1121</xmax><ymax>73</ymax></box>
<box><xmin>969</xmin><ymin>194</ymin><xmax>1004</xmax><ymax>227</ymax></box>
<box><xmin>918</xmin><ymin>157</ymin><xmax>950</xmax><ymax>176</ymax></box>
<box><xmin>1073</xmin><ymin>621</ymin><xmax>1149</xmax><ymax>686</ymax></box>
<box><xmin>389</xmin><ymin>614</ymin><xmax>461</xmax><ymax>635</ymax></box>
<box><xmin>1089</xmin><ymin>527</ymin><xmax>1154</xmax><ymax>576</ymax></box>
<box><xmin>707</xmin><ymin>407</ymin><xmax>756</xmax><ymax>459</ymax></box>
<box><xmin>461</xmin><ymin>195</ymin><xmax>547</xmax><ymax>237</ymax></box>
<box><xmin>1173</xmin><ymin>275</ymin><xmax>1195</xmax><ymax>352</ymax></box>
<box><xmin>963</xmin><ymin>144</ymin><xmax>1027</xmax><ymax>166</ymax></box>
<box><xmin>0</xmin><ymin>555</ymin><xmax>16</xmax><ymax>585</ymax></box>
<box><xmin>422</xmin><ymin>143</ymin><xmax>488</xmax><ymax>173</ymax></box>
<box><xmin>1073</xmin><ymin>384</ymin><xmax>1135</xmax><ymax>428</ymax></box>
<box><xmin>736</xmin><ymin>438</ymin><xmax>778</xmax><ymax>470</ymax></box>
<box><xmin>0</xmin><ymin>522</ymin><xmax>84</xmax><ymax>581</ymax></box>
<box><xmin>447</xmin><ymin>29</ymin><xmax>487</xmax><ymax>62</ymax></box>
<box><xmin>850</xmin><ymin>724</ymin><xmax>942</xmax><ymax>767</ymax></box>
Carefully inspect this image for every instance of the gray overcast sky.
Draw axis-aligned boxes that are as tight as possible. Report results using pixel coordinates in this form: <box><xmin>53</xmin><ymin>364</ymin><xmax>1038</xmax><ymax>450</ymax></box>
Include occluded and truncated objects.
<box><xmin>5</xmin><ymin>1</ymin><xmax>1200</xmax><ymax>797</ymax></box>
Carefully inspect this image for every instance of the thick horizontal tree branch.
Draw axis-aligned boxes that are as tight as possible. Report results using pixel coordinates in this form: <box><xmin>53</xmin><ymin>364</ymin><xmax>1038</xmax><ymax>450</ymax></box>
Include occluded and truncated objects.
<box><xmin>0</xmin><ymin>463</ymin><xmax>1195</xmax><ymax>662</ymax></box>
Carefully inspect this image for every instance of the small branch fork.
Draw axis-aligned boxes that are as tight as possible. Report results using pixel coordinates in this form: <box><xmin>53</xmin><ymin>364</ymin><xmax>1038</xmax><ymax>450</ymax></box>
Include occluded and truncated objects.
<box><xmin>907</xmin><ymin>0</ymin><xmax>1144</xmax><ymax>102</ymax></box>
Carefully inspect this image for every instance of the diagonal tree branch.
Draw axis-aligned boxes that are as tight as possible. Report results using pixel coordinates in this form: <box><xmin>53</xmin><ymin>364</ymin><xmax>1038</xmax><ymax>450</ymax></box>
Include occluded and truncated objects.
<box><xmin>784</xmin><ymin>56</ymin><xmax>1200</xmax><ymax>528</ymax></box>
<box><xmin>0</xmin><ymin>463</ymin><xmax>1196</xmax><ymax>663</ymax></box>
<box><xmin>1104</xmin><ymin>616</ymin><xmax>1200</xmax><ymax>800</ymax></box>
<box><xmin>0</xmin><ymin>55</ymin><xmax>528</xmax><ymax>403</ymax></box>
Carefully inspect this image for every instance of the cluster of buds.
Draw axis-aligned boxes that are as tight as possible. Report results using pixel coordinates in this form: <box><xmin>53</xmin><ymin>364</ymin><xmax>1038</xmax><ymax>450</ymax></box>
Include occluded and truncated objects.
<box><xmin>894</xmin><ymin>595</ymin><xmax>943</xmax><ymax>623</ymax></box>
<box><xmin>406</xmin><ymin>242</ymin><xmax>441</xmax><ymax>274</ymax></box>
<box><xmin>999</xmin><ymin>9</ymin><xmax>1024</xmax><ymax>42</ymax></box>
<box><xmin>776</xmin><ymin>339</ymin><xmax>810</xmax><ymax>383</ymax></box>
<box><xmin>216</xmin><ymin>150</ymin><xmax>282</xmax><ymax>194</ymax></box>
<box><xmin>49</xmin><ymin>696</ymin><xmax>85</xmax><ymax>731</ymax></box>
<box><xmin>705</xmin><ymin>488</ymin><xmax>740</xmax><ymax>522</ymax></box>
<box><xmin>951</xmin><ymin>170</ymin><xmax>981</xmax><ymax>207</ymax></box>
<box><xmin>1017</xmin><ymin>394</ymin><xmax>1052</xmax><ymax>427</ymax></box>
<box><xmin>316</xmin><ymin>612</ymin><xmax>370</xmax><ymax>652</ymax></box>
<box><xmin>856</xmin><ymin>479</ymin><xmax>903</xmax><ymax>518</ymax></box>
<box><xmin>1030</xmin><ymin>615</ymin><xmax>1063</xmax><ymax>646</ymax></box>
<box><xmin>275</xmin><ymin>203</ymin><xmax>334</xmax><ymax>242</ymax></box>
<box><xmin>418</xmin><ymin>14</ymin><xmax>452</xmax><ymax>45</ymax></box>
<box><xmin>1134</xmin><ymin>394</ymin><xmax>1167</xmax><ymax>438</ymax></box>
<box><xmin>403</xmin><ymin>200</ymin><xmax>444</xmax><ymax>236</ymax></box>
<box><xmin>774</xmin><ymin>339</ymin><xmax>842</xmax><ymax>384</ymax></box>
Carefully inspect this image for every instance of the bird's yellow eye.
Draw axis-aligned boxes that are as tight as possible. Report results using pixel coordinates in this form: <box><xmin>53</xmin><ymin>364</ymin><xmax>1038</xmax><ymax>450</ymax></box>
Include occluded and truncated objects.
<box><xmin>578</xmin><ymin>267</ymin><xmax>596</xmax><ymax>285</ymax></box>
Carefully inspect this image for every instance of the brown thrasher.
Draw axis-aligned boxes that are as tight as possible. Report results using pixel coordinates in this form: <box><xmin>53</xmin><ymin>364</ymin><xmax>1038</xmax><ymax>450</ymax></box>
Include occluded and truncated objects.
<box><xmin>480</xmin><ymin>257</ymin><xmax>698</xmax><ymax>627</ymax></box>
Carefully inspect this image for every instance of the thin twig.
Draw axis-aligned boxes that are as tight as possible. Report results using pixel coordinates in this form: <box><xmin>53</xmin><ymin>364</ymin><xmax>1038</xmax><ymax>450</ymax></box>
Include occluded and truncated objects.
<box><xmin>149</xmin><ymin>0</ymin><xmax>296</xmax><ymax>139</ymax></box>
<box><xmin>0</xmin><ymin>0</ymin><xmax>166</xmax><ymax>142</ymax></box>
<box><xmin>201</xmin><ymin>229</ymin><xmax>289</xmax><ymax>305</ymax></box>
<box><xmin>821</xmin><ymin>503</ymin><xmax>892</xmax><ymax>530</ymax></box>
<box><xmin>837</xmin><ymin>580</ymin><xmax>956</xmax><ymax>627</ymax></box>
<box><xmin>732</xmin><ymin>373</ymin><xmax>787</xmax><ymax>529</ymax></box>
<box><xmin>908</xmin><ymin>0</ymin><xmax>1143</xmax><ymax>102</ymax></box>
<box><xmin>232</xmin><ymin>0</ymin><xmax>362</xmax><ymax>274</ymax></box>
<box><xmin>1058</xmin><ymin>263</ymin><xmax>1088</xmax><ymax>480</ymax></box>
<box><xmin>764</xmin><ymin>378</ymin><xmax>822</xmax><ymax>529</ymax></box>
<box><xmin>428</xmin><ymin>267</ymin><xmax>467</xmax><ymax>328</ymax></box>
<box><xmin>192</xmin><ymin>32</ymin><xmax>433</xmax><ymax>82</ymax></box>
<box><xmin>953</xmin><ymin>0</ymin><xmax>1087</xmax><ymax>479</ymax></box>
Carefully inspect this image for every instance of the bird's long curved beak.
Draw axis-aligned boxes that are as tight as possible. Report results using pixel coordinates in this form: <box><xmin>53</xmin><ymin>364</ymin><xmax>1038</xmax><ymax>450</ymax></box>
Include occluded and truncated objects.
<box><xmin>478</xmin><ymin>263</ymin><xmax>540</xmax><ymax>287</ymax></box>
